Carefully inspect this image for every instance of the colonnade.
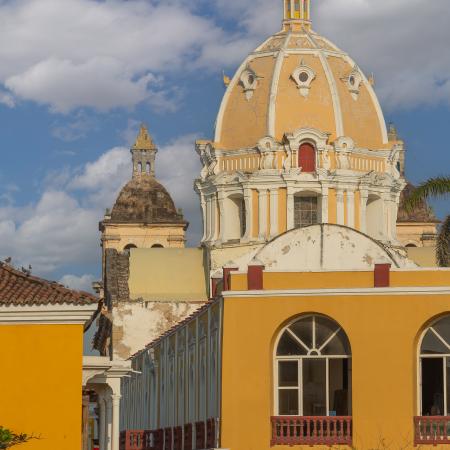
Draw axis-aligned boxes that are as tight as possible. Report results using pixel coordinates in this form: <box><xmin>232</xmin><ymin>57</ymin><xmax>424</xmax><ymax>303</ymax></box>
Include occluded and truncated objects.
<box><xmin>200</xmin><ymin>185</ymin><xmax>399</xmax><ymax>246</ymax></box>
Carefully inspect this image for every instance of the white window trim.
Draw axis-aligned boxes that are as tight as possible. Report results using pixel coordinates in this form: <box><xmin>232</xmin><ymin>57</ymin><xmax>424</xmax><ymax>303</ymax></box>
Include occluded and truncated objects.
<box><xmin>273</xmin><ymin>315</ymin><xmax>351</xmax><ymax>417</ymax></box>
<box><xmin>417</xmin><ymin>319</ymin><xmax>450</xmax><ymax>416</ymax></box>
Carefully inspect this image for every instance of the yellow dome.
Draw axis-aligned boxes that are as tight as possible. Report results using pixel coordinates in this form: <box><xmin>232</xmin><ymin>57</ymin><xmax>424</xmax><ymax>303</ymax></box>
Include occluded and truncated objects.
<box><xmin>215</xmin><ymin>25</ymin><xmax>388</xmax><ymax>151</ymax></box>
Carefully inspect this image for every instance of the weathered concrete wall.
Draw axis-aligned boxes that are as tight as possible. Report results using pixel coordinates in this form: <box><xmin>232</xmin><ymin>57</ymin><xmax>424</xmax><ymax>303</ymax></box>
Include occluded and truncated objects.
<box><xmin>112</xmin><ymin>300</ymin><xmax>203</xmax><ymax>360</ymax></box>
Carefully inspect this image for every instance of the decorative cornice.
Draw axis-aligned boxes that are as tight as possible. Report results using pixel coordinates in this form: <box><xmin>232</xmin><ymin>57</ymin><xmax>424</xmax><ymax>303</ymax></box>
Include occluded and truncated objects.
<box><xmin>0</xmin><ymin>304</ymin><xmax>98</xmax><ymax>324</ymax></box>
<box><xmin>223</xmin><ymin>286</ymin><xmax>450</xmax><ymax>299</ymax></box>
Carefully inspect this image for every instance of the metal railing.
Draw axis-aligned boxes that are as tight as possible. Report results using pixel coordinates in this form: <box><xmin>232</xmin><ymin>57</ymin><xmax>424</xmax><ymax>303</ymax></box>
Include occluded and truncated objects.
<box><xmin>414</xmin><ymin>416</ymin><xmax>450</xmax><ymax>445</ymax></box>
<box><xmin>270</xmin><ymin>416</ymin><xmax>352</xmax><ymax>446</ymax></box>
<box><xmin>120</xmin><ymin>418</ymin><xmax>218</xmax><ymax>450</ymax></box>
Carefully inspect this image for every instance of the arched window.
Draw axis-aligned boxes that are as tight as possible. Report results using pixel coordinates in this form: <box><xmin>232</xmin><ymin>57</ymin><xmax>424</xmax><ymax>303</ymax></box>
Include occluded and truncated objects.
<box><xmin>146</xmin><ymin>162</ymin><xmax>151</xmax><ymax>174</ymax></box>
<box><xmin>225</xmin><ymin>195</ymin><xmax>246</xmax><ymax>241</ymax></box>
<box><xmin>366</xmin><ymin>195</ymin><xmax>384</xmax><ymax>239</ymax></box>
<box><xmin>294</xmin><ymin>193</ymin><xmax>320</xmax><ymax>228</ymax></box>
<box><xmin>124</xmin><ymin>243</ymin><xmax>137</xmax><ymax>251</ymax></box>
<box><xmin>275</xmin><ymin>315</ymin><xmax>351</xmax><ymax>417</ymax></box>
<box><xmin>298</xmin><ymin>143</ymin><xmax>316</xmax><ymax>173</ymax></box>
<box><xmin>152</xmin><ymin>244</ymin><xmax>164</xmax><ymax>248</ymax></box>
<box><xmin>419</xmin><ymin>316</ymin><xmax>450</xmax><ymax>416</ymax></box>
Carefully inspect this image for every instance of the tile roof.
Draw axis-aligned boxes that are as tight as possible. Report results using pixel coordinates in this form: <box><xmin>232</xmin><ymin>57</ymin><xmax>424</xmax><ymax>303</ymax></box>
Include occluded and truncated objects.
<box><xmin>0</xmin><ymin>263</ymin><xmax>99</xmax><ymax>306</ymax></box>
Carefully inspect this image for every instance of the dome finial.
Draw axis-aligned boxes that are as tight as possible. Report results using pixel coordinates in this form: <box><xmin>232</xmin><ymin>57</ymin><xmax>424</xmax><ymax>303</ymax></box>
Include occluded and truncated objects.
<box><xmin>283</xmin><ymin>0</ymin><xmax>312</xmax><ymax>31</ymax></box>
<box><xmin>131</xmin><ymin>123</ymin><xmax>158</xmax><ymax>178</ymax></box>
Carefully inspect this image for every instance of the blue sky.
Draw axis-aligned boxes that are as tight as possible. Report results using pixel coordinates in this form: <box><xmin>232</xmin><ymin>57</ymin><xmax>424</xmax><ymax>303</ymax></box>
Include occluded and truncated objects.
<box><xmin>0</xmin><ymin>0</ymin><xmax>449</xmax><ymax>294</ymax></box>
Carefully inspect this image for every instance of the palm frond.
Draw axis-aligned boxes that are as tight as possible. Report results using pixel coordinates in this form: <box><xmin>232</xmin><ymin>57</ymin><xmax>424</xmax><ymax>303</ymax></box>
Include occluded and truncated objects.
<box><xmin>403</xmin><ymin>176</ymin><xmax>450</xmax><ymax>212</ymax></box>
<box><xmin>437</xmin><ymin>215</ymin><xmax>450</xmax><ymax>267</ymax></box>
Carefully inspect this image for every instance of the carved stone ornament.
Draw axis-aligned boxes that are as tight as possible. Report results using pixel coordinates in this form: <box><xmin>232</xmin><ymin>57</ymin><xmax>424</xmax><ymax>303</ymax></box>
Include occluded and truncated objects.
<box><xmin>344</xmin><ymin>65</ymin><xmax>363</xmax><ymax>100</ymax></box>
<box><xmin>197</xmin><ymin>142</ymin><xmax>219</xmax><ymax>180</ymax></box>
<box><xmin>334</xmin><ymin>137</ymin><xmax>354</xmax><ymax>170</ymax></box>
<box><xmin>291</xmin><ymin>60</ymin><xmax>316</xmax><ymax>97</ymax></box>
<box><xmin>257</xmin><ymin>136</ymin><xmax>278</xmax><ymax>170</ymax></box>
<box><xmin>388</xmin><ymin>147</ymin><xmax>401</xmax><ymax>180</ymax></box>
<box><xmin>240</xmin><ymin>67</ymin><xmax>259</xmax><ymax>100</ymax></box>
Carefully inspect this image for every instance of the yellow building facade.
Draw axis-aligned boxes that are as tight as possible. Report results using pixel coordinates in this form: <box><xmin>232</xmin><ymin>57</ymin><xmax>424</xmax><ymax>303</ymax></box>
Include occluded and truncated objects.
<box><xmin>0</xmin><ymin>263</ymin><xmax>99</xmax><ymax>450</ymax></box>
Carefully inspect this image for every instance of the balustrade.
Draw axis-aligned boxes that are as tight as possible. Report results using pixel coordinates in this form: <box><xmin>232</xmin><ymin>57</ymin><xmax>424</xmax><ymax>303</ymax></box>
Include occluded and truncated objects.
<box><xmin>120</xmin><ymin>419</ymin><xmax>218</xmax><ymax>450</ymax></box>
<box><xmin>414</xmin><ymin>416</ymin><xmax>450</xmax><ymax>445</ymax></box>
<box><xmin>270</xmin><ymin>416</ymin><xmax>352</xmax><ymax>446</ymax></box>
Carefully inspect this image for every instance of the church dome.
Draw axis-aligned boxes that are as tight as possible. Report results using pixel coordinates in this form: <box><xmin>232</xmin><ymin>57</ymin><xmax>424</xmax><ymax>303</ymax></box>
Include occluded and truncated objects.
<box><xmin>110</xmin><ymin>176</ymin><xmax>185</xmax><ymax>225</ymax></box>
<box><xmin>215</xmin><ymin>15</ymin><xmax>388</xmax><ymax>151</ymax></box>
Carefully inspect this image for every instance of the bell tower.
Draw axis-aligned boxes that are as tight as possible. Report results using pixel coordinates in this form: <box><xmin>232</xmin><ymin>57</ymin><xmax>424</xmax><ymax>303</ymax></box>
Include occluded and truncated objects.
<box><xmin>131</xmin><ymin>124</ymin><xmax>157</xmax><ymax>177</ymax></box>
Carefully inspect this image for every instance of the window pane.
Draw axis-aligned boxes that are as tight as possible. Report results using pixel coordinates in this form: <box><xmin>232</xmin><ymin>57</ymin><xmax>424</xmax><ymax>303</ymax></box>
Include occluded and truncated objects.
<box><xmin>315</xmin><ymin>316</ymin><xmax>338</xmax><ymax>349</ymax></box>
<box><xmin>303</xmin><ymin>359</ymin><xmax>327</xmax><ymax>416</ymax></box>
<box><xmin>421</xmin><ymin>330</ymin><xmax>449</xmax><ymax>355</ymax></box>
<box><xmin>321</xmin><ymin>329</ymin><xmax>351</xmax><ymax>356</ymax></box>
<box><xmin>277</xmin><ymin>332</ymin><xmax>307</xmax><ymax>356</ymax></box>
<box><xmin>294</xmin><ymin>196</ymin><xmax>318</xmax><ymax>228</ymax></box>
<box><xmin>290</xmin><ymin>318</ymin><xmax>313</xmax><ymax>350</ymax></box>
<box><xmin>421</xmin><ymin>358</ymin><xmax>444</xmax><ymax>415</ymax></box>
<box><xmin>329</xmin><ymin>359</ymin><xmax>351</xmax><ymax>416</ymax></box>
<box><xmin>279</xmin><ymin>389</ymin><xmax>299</xmax><ymax>415</ymax></box>
<box><xmin>279</xmin><ymin>361</ymin><xmax>298</xmax><ymax>387</ymax></box>
<box><xmin>434</xmin><ymin>318</ymin><xmax>450</xmax><ymax>347</ymax></box>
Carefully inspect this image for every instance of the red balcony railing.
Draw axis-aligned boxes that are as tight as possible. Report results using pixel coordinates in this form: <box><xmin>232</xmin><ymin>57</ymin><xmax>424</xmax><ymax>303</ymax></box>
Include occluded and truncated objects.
<box><xmin>120</xmin><ymin>430</ymin><xmax>155</xmax><ymax>450</ymax></box>
<box><xmin>414</xmin><ymin>416</ymin><xmax>450</xmax><ymax>445</ymax></box>
<box><xmin>270</xmin><ymin>416</ymin><xmax>352</xmax><ymax>446</ymax></box>
<box><xmin>120</xmin><ymin>419</ymin><xmax>218</xmax><ymax>450</ymax></box>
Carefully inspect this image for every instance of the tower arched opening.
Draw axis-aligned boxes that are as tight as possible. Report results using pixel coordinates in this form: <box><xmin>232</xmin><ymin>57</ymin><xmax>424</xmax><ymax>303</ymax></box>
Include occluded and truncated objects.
<box><xmin>224</xmin><ymin>195</ymin><xmax>246</xmax><ymax>241</ymax></box>
<box><xmin>366</xmin><ymin>194</ymin><xmax>384</xmax><ymax>240</ymax></box>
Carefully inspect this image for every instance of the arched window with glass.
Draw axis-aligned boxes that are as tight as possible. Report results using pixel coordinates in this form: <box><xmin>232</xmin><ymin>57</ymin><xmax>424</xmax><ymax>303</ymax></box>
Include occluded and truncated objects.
<box><xmin>274</xmin><ymin>314</ymin><xmax>352</xmax><ymax>417</ymax></box>
<box><xmin>419</xmin><ymin>316</ymin><xmax>450</xmax><ymax>416</ymax></box>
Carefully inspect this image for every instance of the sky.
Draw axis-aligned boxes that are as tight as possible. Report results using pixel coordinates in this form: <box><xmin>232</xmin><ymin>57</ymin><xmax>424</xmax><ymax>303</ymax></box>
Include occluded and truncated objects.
<box><xmin>0</xmin><ymin>0</ymin><xmax>449</xmax><ymax>294</ymax></box>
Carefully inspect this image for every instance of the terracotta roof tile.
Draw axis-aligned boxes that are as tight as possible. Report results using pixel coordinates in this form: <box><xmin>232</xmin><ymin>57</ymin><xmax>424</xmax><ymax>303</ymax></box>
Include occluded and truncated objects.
<box><xmin>0</xmin><ymin>263</ymin><xmax>98</xmax><ymax>306</ymax></box>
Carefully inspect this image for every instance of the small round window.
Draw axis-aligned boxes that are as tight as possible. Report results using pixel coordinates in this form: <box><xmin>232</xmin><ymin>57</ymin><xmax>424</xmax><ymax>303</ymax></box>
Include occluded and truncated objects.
<box><xmin>299</xmin><ymin>71</ymin><xmax>309</xmax><ymax>83</ymax></box>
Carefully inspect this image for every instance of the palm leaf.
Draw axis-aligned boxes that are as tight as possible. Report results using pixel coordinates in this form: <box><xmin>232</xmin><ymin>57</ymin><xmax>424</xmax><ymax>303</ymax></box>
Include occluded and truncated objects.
<box><xmin>437</xmin><ymin>215</ymin><xmax>450</xmax><ymax>267</ymax></box>
<box><xmin>403</xmin><ymin>176</ymin><xmax>450</xmax><ymax>212</ymax></box>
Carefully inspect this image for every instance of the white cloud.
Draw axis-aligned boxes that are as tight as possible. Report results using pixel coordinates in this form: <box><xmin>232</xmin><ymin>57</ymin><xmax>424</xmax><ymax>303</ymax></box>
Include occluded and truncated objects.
<box><xmin>0</xmin><ymin>90</ymin><xmax>15</xmax><ymax>108</ymax></box>
<box><xmin>0</xmin><ymin>0</ymin><xmax>238</xmax><ymax>112</ymax></box>
<box><xmin>60</xmin><ymin>274</ymin><xmax>95</xmax><ymax>293</ymax></box>
<box><xmin>157</xmin><ymin>134</ymin><xmax>203</xmax><ymax>244</ymax></box>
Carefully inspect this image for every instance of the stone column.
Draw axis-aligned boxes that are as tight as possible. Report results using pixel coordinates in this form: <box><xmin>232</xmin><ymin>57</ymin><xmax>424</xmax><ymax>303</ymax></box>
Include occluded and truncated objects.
<box><xmin>99</xmin><ymin>396</ymin><xmax>106</xmax><ymax>450</ymax></box>
<box><xmin>269</xmin><ymin>189</ymin><xmax>279</xmax><ymax>239</ymax></box>
<box><xmin>204</xmin><ymin>196</ymin><xmax>211</xmax><ymax>242</ymax></box>
<box><xmin>287</xmin><ymin>187</ymin><xmax>295</xmax><ymax>230</ymax></box>
<box><xmin>360</xmin><ymin>190</ymin><xmax>368</xmax><ymax>234</ymax></box>
<box><xmin>111</xmin><ymin>394</ymin><xmax>122</xmax><ymax>450</ymax></box>
<box><xmin>217</xmin><ymin>191</ymin><xmax>226</xmax><ymax>243</ymax></box>
<box><xmin>210</xmin><ymin>194</ymin><xmax>218</xmax><ymax>242</ymax></box>
<box><xmin>243</xmin><ymin>188</ymin><xmax>253</xmax><ymax>242</ymax></box>
<box><xmin>258</xmin><ymin>190</ymin><xmax>268</xmax><ymax>240</ymax></box>
<box><xmin>321</xmin><ymin>186</ymin><xmax>329</xmax><ymax>223</ymax></box>
<box><xmin>200</xmin><ymin>194</ymin><xmax>207</xmax><ymax>242</ymax></box>
<box><xmin>106</xmin><ymin>396</ymin><xmax>113</xmax><ymax>450</ymax></box>
<box><xmin>347</xmin><ymin>190</ymin><xmax>355</xmax><ymax>229</ymax></box>
<box><xmin>336</xmin><ymin>189</ymin><xmax>345</xmax><ymax>225</ymax></box>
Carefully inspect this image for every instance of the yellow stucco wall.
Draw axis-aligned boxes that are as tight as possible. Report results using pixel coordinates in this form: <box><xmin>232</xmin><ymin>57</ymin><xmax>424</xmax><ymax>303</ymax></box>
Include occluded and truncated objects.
<box><xmin>0</xmin><ymin>324</ymin><xmax>83</xmax><ymax>450</ymax></box>
<box><xmin>221</xmin><ymin>288</ymin><xmax>450</xmax><ymax>450</ymax></box>
<box><xmin>129</xmin><ymin>248</ymin><xmax>208</xmax><ymax>301</ymax></box>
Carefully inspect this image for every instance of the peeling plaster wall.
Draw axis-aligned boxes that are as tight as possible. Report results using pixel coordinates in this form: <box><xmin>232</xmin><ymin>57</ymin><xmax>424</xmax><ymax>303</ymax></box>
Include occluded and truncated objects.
<box><xmin>112</xmin><ymin>301</ymin><xmax>203</xmax><ymax>360</ymax></box>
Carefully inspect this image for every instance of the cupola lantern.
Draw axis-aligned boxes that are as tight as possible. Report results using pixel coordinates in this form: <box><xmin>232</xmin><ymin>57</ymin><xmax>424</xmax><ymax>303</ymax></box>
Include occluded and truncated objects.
<box><xmin>284</xmin><ymin>0</ymin><xmax>311</xmax><ymax>30</ymax></box>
